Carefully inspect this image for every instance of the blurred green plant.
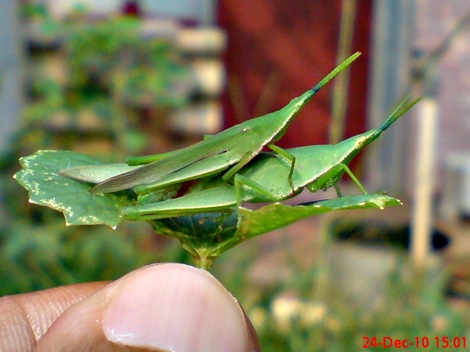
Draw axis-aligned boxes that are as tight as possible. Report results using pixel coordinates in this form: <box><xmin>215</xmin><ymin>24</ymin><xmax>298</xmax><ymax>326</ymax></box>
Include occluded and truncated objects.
<box><xmin>214</xmin><ymin>241</ymin><xmax>469</xmax><ymax>352</ymax></box>
<box><xmin>0</xmin><ymin>216</ymin><xmax>190</xmax><ymax>295</ymax></box>
<box><xmin>22</xmin><ymin>15</ymin><xmax>189</xmax><ymax>157</ymax></box>
<box><xmin>0</xmin><ymin>9</ymin><xmax>192</xmax><ymax>295</ymax></box>
<box><xmin>65</xmin><ymin>18</ymin><xmax>189</xmax><ymax>107</ymax></box>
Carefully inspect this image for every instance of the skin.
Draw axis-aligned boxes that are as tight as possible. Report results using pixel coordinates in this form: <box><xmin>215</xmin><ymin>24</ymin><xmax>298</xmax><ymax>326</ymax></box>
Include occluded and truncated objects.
<box><xmin>0</xmin><ymin>263</ymin><xmax>260</xmax><ymax>352</ymax></box>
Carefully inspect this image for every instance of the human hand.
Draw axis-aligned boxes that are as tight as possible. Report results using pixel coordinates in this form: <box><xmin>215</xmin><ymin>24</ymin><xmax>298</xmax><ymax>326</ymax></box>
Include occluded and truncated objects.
<box><xmin>0</xmin><ymin>263</ymin><xmax>260</xmax><ymax>351</ymax></box>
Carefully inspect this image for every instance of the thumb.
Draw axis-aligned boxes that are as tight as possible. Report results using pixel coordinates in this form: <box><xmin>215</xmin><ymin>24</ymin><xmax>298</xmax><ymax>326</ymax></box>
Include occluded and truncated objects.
<box><xmin>36</xmin><ymin>263</ymin><xmax>260</xmax><ymax>352</ymax></box>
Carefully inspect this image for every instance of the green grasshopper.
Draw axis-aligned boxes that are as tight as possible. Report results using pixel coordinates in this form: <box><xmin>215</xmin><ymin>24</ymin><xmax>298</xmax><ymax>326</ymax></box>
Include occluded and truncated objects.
<box><xmin>122</xmin><ymin>96</ymin><xmax>419</xmax><ymax>221</ymax></box>
<box><xmin>88</xmin><ymin>52</ymin><xmax>360</xmax><ymax>195</ymax></box>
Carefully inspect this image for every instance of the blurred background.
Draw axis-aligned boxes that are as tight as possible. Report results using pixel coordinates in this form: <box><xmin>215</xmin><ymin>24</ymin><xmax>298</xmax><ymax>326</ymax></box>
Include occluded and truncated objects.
<box><xmin>2</xmin><ymin>0</ymin><xmax>470</xmax><ymax>350</ymax></box>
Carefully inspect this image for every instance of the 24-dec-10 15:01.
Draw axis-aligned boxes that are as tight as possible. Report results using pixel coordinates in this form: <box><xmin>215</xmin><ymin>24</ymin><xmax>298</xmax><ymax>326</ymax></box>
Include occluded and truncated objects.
<box><xmin>362</xmin><ymin>336</ymin><xmax>467</xmax><ymax>349</ymax></box>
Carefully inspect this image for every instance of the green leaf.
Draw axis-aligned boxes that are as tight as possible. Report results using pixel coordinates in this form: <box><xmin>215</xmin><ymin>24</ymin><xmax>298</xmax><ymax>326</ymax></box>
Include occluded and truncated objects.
<box><xmin>150</xmin><ymin>211</ymin><xmax>238</xmax><ymax>268</ymax></box>
<box><xmin>150</xmin><ymin>193</ymin><xmax>402</xmax><ymax>268</ymax></box>
<box><xmin>14</xmin><ymin>150</ymin><xmax>133</xmax><ymax>227</ymax></box>
<box><xmin>13</xmin><ymin>150</ymin><xmax>403</xmax><ymax>268</ymax></box>
<box><xmin>237</xmin><ymin>194</ymin><xmax>402</xmax><ymax>239</ymax></box>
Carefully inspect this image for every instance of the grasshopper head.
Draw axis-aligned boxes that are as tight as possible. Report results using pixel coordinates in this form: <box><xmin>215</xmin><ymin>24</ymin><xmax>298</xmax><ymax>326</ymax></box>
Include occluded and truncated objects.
<box><xmin>339</xmin><ymin>128</ymin><xmax>382</xmax><ymax>165</ymax></box>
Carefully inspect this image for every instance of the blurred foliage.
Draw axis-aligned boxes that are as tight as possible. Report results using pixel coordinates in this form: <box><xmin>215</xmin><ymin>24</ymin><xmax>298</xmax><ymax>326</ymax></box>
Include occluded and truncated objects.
<box><xmin>22</xmin><ymin>15</ymin><xmax>189</xmax><ymax>156</ymax></box>
<box><xmin>65</xmin><ymin>18</ymin><xmax>189</xmax><ymax>107</ymax></box>
<box><xmin>0</xmin><ymin>8</ymin><xmax>192</xmax><ymax>295</ymax></box>
<box><xmin>214</xmin><ymin>240</ymin><xmax>470</xmax><ymax>352</ymax></box>
<box><xmin>0</xmin><ymin>213</ymin><xmax>191</xmax><ymax>295</ymax></box>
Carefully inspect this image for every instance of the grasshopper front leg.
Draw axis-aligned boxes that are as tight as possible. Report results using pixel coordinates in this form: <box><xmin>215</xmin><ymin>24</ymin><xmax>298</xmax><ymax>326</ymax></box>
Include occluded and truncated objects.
<box><xmin>267</xmin><ymin>144</ymin><xmax>296</xmax><ymax>192</ymax></box>
<box><xmin>225</xmin><ymin>145</ymin><xmax>297</xmax><ymax>195</ymax></box>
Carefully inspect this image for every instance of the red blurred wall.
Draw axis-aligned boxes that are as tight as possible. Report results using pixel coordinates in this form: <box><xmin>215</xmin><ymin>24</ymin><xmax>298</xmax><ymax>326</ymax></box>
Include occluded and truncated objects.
<box><xmin>218</xmin><ymin>0</ymin><xmax>372</xmax><ymax>148</ymax></box>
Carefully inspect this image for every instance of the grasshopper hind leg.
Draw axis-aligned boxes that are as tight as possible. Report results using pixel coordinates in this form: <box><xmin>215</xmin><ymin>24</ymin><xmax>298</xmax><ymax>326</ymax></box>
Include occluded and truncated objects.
<box><xmin>233</xmin><ymin>173</ymin><xmax>278</xmax><ymax>208</ymax></box>
<box><xmin>333</xmin><ymin>164</ymin><xmax>368</xmax><ymax>197</ymax></box>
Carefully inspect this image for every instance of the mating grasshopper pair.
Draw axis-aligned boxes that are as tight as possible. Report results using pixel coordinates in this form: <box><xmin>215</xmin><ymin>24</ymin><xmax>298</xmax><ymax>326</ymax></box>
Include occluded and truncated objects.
<box><xmin>123</xmin><ymin>96</ymin><xmax>416</xmax><ymax>221</ymax></box>
<box><xmin>61</xmin><ymin>52</ymin><xmax>418</xmax><ymax>223</ymax></box>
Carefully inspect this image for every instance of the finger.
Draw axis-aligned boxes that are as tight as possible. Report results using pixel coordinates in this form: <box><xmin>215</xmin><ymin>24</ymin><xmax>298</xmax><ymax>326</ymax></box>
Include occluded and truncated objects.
<box><xmin>36</xmin><ymin>263</ymin><xmax>260</xmax><ymax>352</ymax></box>
<box><xmin>0</xmin><ymin>282</ymin><xmax>108</xmax><ymax>351</ymax></box>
